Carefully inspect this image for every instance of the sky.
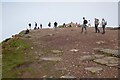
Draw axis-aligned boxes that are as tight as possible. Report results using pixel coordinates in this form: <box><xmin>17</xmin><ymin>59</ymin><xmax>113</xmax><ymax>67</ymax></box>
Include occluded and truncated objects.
<box><xmin>1</xmin><ymin>0</ymin><xmax>119</xmax><ymax>2</ymax></box>
<box><xmin>118</xmin><ymin>1</ymin><xmax>120</xmax><ymax>27</ymax></box>
<box><xmin>0</xmin><ymin>2</ymin><xmax>2</xmax><ymax>42</ymax></box>
<box><xmin>0</xmin><ymin>0</ymin><xmax>119</xmax><ymax>42</ymax></box>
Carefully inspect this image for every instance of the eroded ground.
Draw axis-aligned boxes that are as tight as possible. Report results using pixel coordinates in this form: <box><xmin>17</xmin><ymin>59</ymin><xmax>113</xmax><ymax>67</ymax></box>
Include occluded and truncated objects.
<box><xmin>2</xmin><ymin>27</ymin><xmax>119</xmax><ymax>78</ymax></box>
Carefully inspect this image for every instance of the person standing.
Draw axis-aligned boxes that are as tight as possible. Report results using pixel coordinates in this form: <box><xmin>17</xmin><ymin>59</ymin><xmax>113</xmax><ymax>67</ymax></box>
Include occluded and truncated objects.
<box><xmin>28</xmin><ymin>23</ymin><xmax>31</xmax><ymax>30</ymax></box>
<box><xmin>81</xmin><ymin>17</ymin><xmax>88</xmax><ymax>33</ymax></box>
<box><xmin>94</xmin><ymin>18</ymin><xmax>100</xmax><ymax>33</ymax></box>
<box><xmin>40</xmin><ymin>24</ymin><xmax>42</xmax><ymax>29</ymax></box>
<box><xmin>34</xmin><ymin>22</ymin><xmax>37</xmax><ymax>30</ymax></box>
<box><xmin>101</xmin><ymin>18</ymin><xmax>107</xmax><ymax>34</ymax></box>
<box><xmin>54</xmin><ymin>22</ymin><xmax>58</xmax><ymax>30</ymax></box>
<box><xmin>35</xmin><ymin>22</ymin><xmax>37</xmax><ymax>27</ymax></box>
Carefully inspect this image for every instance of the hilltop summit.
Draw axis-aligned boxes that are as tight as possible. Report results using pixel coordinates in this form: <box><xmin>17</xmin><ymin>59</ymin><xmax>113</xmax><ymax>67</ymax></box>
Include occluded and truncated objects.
<box><xmin>1</xmin><ymin>27</ymin><xmax>119</xmax><ymax>78</ymax></box>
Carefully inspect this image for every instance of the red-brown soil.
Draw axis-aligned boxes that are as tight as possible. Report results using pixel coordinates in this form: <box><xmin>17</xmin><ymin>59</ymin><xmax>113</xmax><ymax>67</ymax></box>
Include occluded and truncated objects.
<box><xmin>19</xmin><ymin>27</ymin><xmax>119</xmax><ymax>78</ymax></box>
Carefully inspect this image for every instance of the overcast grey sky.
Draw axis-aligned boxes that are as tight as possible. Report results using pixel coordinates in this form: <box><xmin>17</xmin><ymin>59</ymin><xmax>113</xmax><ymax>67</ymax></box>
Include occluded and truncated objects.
<box><xmin>1</xmin><ymin>0</ymin><xmax>119</xmax><ymax>2</ymax></box>
<box><xmin>0</xmin><ymin>0</ymin><xmax>119</xmax><ymax>42</ymax></box>
<box><xmin>0</xmin><ymin>2</ymin><xmax>2</xmax><ymax>42</ymax></box>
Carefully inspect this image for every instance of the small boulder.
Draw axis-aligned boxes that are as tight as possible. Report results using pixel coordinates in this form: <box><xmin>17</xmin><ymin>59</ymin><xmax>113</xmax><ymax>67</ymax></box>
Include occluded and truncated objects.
<box><xmin>24</xmin><ymin>34</ymin><xmax>31</xmax><ymax>38</ymax></box>
<box><xmin>70</xmin><ymin>49</ymin><xmax>79</xmax><ymax>53</ymax></box>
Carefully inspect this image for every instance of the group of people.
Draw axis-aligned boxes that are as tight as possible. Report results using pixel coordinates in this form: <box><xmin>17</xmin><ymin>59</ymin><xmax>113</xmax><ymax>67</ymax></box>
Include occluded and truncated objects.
<box><xmin>25</xmin><ymin>22</ymin><xmax>58</xmax><ymax>34</ymax></box>
<box><xmin>28</xmin><ymin>22</ymin><xmax>43</xmax><ymax>30</ymax></box>
<box><xmin>82</xmin><ymin>17</ymin><xmax>107</xmax><ymax>34</ymax></box>
<box><xmin>28</xmin><ymin>22</ymin><xmax>58</xmax><ymax>30</ymax></box>
<box><xmin>26</xmin><ymin>17</ymin><xmax>107</xmax><ymax>34</ymax></box>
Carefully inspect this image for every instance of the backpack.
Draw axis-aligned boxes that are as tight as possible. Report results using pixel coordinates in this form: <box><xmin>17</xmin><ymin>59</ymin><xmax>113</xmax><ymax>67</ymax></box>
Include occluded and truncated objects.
<box><xmin>84</xmin><ymin>20</ymin><xmax>88</xmax><ymax>24</ymax></box>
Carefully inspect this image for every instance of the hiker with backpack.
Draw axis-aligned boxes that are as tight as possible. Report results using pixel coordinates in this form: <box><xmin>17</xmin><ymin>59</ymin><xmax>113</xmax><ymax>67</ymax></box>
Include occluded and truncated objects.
<box><xmin>94</xmin><ymin>18</ymin><xmax>100</xmax><ymax>33</ymax></box>
<box><xmin>81</xmin><ymin>17</ymin><xmax>88</xmax><ymax>33</ymax></box>
<box><xmin>101</xmin><ymin>18</ymin><xmax>107</xmax><ymax>34</ymax></box>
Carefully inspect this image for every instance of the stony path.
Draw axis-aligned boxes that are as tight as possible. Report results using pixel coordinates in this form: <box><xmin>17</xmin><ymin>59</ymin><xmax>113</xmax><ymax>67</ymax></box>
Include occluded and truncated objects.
<box><xmin>20</xmin><ymin>27</ymin><xmax>119</xmax><ymax>78</ymax></box>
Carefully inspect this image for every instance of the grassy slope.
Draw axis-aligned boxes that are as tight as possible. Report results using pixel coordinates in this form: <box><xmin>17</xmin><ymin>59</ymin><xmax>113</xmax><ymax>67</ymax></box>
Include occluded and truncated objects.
<box><xmin>1</xmin><ymin>30</ymin><xmax>65</xmax><ymax>78</ymax></box>
<box><xmin>2</xmin><ymin>36</ymin><xmax>31</xmax><ymax>78</ymax></box>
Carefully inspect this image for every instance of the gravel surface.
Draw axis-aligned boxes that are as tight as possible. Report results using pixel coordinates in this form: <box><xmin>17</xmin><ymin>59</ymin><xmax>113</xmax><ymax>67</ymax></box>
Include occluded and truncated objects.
<box><xmin>20</xmin><ymin>27</ymin><xmax>119</xmax><ymax>78</ymax></box>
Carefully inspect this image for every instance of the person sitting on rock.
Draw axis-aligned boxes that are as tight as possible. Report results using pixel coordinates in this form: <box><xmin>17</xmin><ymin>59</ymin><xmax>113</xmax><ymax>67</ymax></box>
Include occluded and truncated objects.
<box><xmin>69</xmin><ymin>25</ymin><xmax>72</xmax><ymax>27</ymax></box>
<box><xmin>25</xmin><ymin>29</ymin><xmax>29</xmax><ymax>34</ymax></box>
<box><xmin>63</xmin><ymin>23</ymin><xmax>66</xmax><ymax>27</ymax></box>
<box><xmin>38</xmin><ymin>27</ymin><xmax>40</xmax><ymax>29</ymax></box>
<box><xmin>34</xmin><ymin>27</ymin><xmax>37</xmax><ymax>30</ymax></box>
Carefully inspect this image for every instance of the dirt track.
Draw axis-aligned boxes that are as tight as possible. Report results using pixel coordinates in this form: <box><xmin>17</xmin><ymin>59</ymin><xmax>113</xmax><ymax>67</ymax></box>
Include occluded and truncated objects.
<box><xmin>20</xmin><ymin>27</ymin><xmax>119</xmax><ymax>78</ymax></box>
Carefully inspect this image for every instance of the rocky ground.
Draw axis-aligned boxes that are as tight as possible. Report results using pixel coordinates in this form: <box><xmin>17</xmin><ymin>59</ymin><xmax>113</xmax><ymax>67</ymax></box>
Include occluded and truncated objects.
<box><xmin>2</xmin><ymin>27</ymin><xmax>119</xmax><ymax>78</ymax></box>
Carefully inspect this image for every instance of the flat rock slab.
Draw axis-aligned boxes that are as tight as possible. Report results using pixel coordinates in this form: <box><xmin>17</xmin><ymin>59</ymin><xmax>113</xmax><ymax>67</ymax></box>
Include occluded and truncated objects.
<box><xmin>51</xmin><ymin>50</ymin><xmax>63</xmax><ymax>54</ymax></box>
<box><xmin>79</xmin><ymin>55</ymin><xmax>95</xmax><ymax>61</ymax></box>
<box><xmin>85</xmin><ymin>67</ymin><xmax>103</xmax><ymax>73</ymax></box>
<box><xmin>55</xmin><ymin>67</ymin><xmax>67</xmax><ymax>71</ymax></box>
<box><xmin>94</xmin><ymin>54</ymin><xmax>105</xmax><ymax>58</ymax></box>
<box><xmin>41</xmin><ymin>57</ymin><xmax>62</xmax><ymax>61</ymax></box>
<box><xmin>93</xmin><ymin>48</ymin><xmax>103</xmax><ymax>51</ymax></box>
<box><xmin>99</xmin><ymin>49</ymin><xmax>119</xmax><ymax>57</ymax></box>
<box><xmin>60</xmin><ymin>75</ymin><xmax>76</xmax><ymax>78</ymax></box>
<box><xmin>94</xmin><ymin>57</ymin><xmax>118</xmax><ymax>67</ymax></box>
<box><xmin>106</xmin><ymin>64</ymin><xmax>118</xmax><ymax>67</ymax></box>
<box><xmin>24</xmin><ymin>34</ymin><xmax>31</xmax><ymax>38</ymax></box>
<box><xmin>79</xmin><ymin>54</ymin><xmax>104</xmax><ymax>61</ymax></box>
